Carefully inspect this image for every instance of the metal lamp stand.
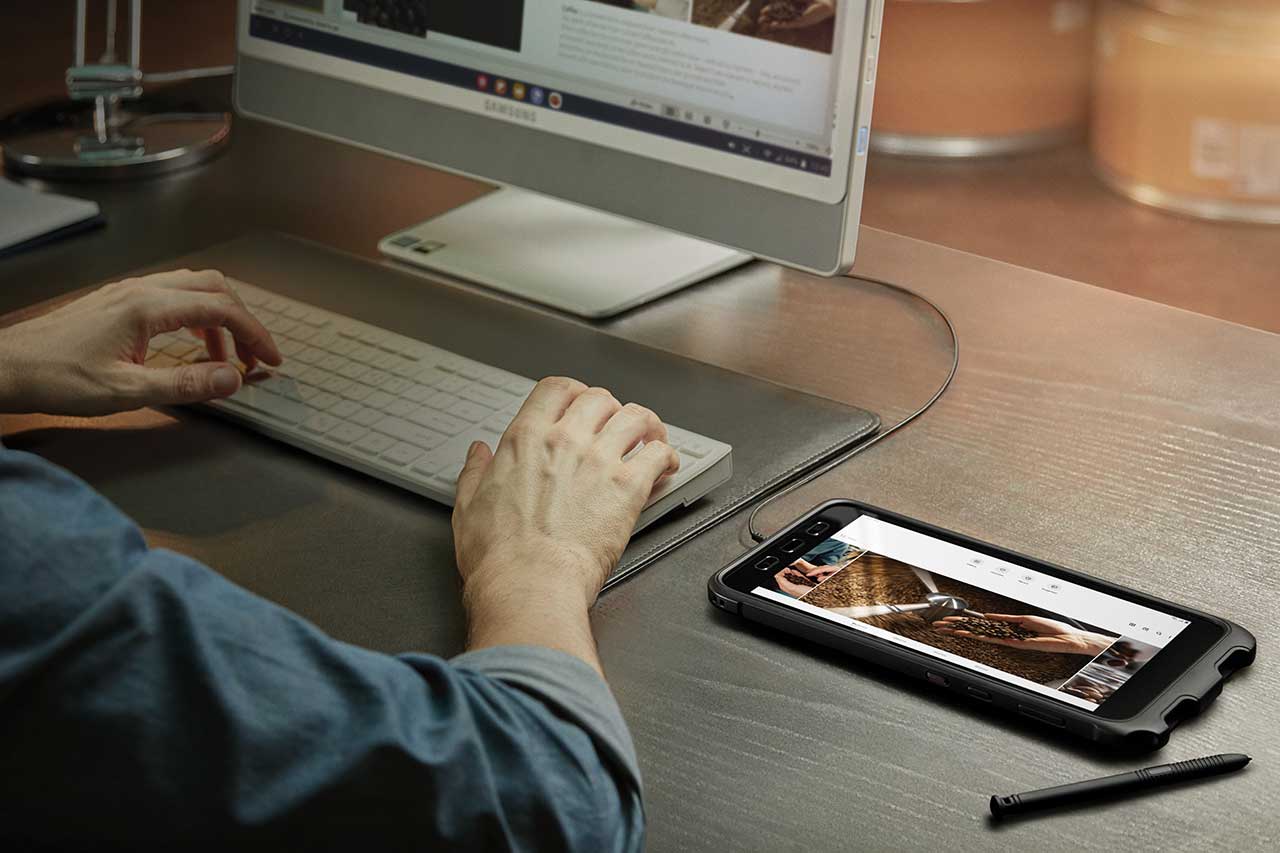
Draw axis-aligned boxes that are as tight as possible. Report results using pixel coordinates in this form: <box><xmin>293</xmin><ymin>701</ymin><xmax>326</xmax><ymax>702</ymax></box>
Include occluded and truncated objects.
<box><xmin>2</xmin><ymin>0</ymin><xmax>231</xmax><ymax>180</ymax></box>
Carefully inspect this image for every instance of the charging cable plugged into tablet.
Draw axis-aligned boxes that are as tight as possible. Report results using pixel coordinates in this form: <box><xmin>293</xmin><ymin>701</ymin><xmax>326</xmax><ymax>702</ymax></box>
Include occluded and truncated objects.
<box><xmin>747</xmin><ymin>274</ymin><xmax>960</xmax><ymax>544</ymax></box>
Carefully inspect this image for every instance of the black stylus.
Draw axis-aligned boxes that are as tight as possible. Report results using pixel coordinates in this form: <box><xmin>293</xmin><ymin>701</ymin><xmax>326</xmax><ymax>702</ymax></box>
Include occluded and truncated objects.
<box><xmin>990</xmin><ymin>753</ymin><xmax>1251</xmax><ymax>818</ymax></box>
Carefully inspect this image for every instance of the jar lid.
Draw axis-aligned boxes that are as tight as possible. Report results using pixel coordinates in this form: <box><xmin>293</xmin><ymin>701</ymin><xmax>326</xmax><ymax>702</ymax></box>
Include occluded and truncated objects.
<box><xmin>1139</xmin><ymin>0</ymin><xmax>1280</xmax><ymax>29</ymax></box>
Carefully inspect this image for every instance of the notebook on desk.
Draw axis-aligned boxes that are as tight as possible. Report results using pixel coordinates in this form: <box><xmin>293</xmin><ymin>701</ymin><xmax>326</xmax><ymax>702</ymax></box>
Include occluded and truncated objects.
<box><xmin>0</xmin><ymin>179</ymin><xmax>103</xmax><ymax>259</ymax></box>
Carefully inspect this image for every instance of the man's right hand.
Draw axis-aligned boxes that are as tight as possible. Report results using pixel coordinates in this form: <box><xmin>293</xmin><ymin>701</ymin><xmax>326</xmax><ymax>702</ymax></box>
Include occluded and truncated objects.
<box><xmin>451</xmin><ymin>378</ymin><xmax>679</xmax><ymax>671</ymax></box>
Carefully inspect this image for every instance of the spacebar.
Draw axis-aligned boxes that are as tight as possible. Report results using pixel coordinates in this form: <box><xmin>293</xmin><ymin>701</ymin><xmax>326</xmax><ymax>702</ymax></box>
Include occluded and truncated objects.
<box><xmin>221</xmin><ymin>386</ymin><xmax>311</xmax><ymax>425</ymax></box>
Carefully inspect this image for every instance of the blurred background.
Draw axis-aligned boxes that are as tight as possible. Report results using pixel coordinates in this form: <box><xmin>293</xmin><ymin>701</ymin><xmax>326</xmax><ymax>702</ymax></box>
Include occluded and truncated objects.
<box><xmin>2</xmin><ymin>0</ymin><xmax>1277</xmax><ymax>333</ymax></box>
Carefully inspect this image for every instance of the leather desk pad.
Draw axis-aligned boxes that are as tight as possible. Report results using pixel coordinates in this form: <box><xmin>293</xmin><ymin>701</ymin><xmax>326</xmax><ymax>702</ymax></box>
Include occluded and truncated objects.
<box><xmin>119</xmin><ymin>233</ymin><xmax>880</xmax><ymax>587</ymax></box>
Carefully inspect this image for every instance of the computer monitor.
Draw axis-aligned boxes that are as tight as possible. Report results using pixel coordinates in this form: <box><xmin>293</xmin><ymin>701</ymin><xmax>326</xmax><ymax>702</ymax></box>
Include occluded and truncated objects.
<box><xmin>236</xmin><ymin>1</ymin><xmax>884</xmax><ymax>317</ymax></box>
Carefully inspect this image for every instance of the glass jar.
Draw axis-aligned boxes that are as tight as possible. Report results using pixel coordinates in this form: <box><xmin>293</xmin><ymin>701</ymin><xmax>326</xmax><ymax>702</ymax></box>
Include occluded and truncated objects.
<box><xmin>1092</xmin><ymin>0</ymin><xmax>1280</xmax><ymax>223</ymax></box>
<box><xmin>872</xmin><ymin>0</ymin><xmax>1096</xmax><ymax>157</ymax></box>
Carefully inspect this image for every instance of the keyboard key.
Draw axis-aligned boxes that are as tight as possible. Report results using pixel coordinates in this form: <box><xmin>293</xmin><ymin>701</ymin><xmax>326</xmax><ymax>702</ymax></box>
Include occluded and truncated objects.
<box><xmin>373</xmin><ymin>417</ymin><xmax>447</xmax><ymax>449</ymax></box>
<box><xmin>381</xmin><ymin>442</ymin><xmax>423</xmax><ymax>467</ymax></box>
<box><xmin>310</xmin><ymin>331</ymin><xmax>339</xmax><ymax>349</ymax></box>
<box><xmin>340</xmin><ymin>383</ymin><xmax>374</xmax><ymax>402</ymax></box>
<box><xmin>424</xmin><ymin>391</ymin><xmax>460</xmax><ymax>410</ymax></box>
<box><xmin>329</xmin><ymin>338</ymin><xmax>358</xmax><ymax>356</ymax></box>
<box><xmin>365</xmin><ymin>390</ymin><xmax>396</xmax><ymax>410</ymax></box>
<box><xmin>338</xmin><ymin>362</ymin><xmax>368</xmax><ymax>381</ymax></box>
<box><xmin>391</xmin><ymin>361</ymin><xmax>423</xmax><ymax>379</ymax></box>
<box><xmin>308</xmin><ymin>392</ymin><xmax>341</xmax><ymax>411</ymax></box>
<box><xmin>284</xmin><ymin>304</ymin><xmax>309</xmax><ymax>321</ymax></box>
<box><xmin>385</xmin><ymin>399</ymin><xmax>419</xmax><ymax>419</ymax></box>
<box><xmin>298</xmin><ymin>366</ymin><xmax>330</xmax><ymax>386</ymax></box>
<box><xmin>266</xmin><ymin>298</ymin><xmax>290</xmax><ymax>313</ymax></box>
<box><xmin>456</xmin><ymin>362</ymin><xmax>483</xmax><ymax>380</ymax></box>
<box><xmin>370</xmin><ymin>352</ymin><xmax>401</xmax><ymax>371</ymax></box>
<box><xmin>319</xmin><ymin>354</ymin><xmax>346</xmax><ymax>372</ymax></box>
<box><xmin>269</xmin><ymin>319</ymin><xmax>299</xmax><ymax>337</ymax></box>
<box><xmin>336</xmin><ymin>323</ymin><xmax>364</xmax><ymax>340</ymax></box>
<box><xmin>351</xmin><ymin>406</ymin><xmax>383</xmax><ymax>427</ymax></box>
<box><xmin>258</xmin><ymin>375</ymin><xmax>303</xmax><ymax>400</ymax></box>
<box><xmin>504</xmin><ymin>377</ymin><xmax>537</xmax><ymax>395</ymax></box>
<box><xmin>403</xmin><ymin>383</ymin><xmax>434</xmax><ymax>403</ymax></box>
<box><xmin>434</xmin><ymin>375</ymin><xmax>469</xmax><ymax>394</ymax></box>
<box><xmin>679</xmin><ymin>435</ymin><xmax>717</xmax><ymax>458</ymax></box>
<box><xmin>480</xmin><ymin>411</ymin><xmax>515</xmax><ymax>434</ymax></box>
<box><xmin>288</xmin><ymin>325</ymin><xmax>318</xmax><ymax>344</ymax></box>
<box><xmin>408</xmin><ymin>409</ymin><xmax>468</xmax><ymax>436</ymax></box>
<box><xmin>447</xmin><ymin>401</ymin><xmax>494</xmax><ymax>423</ymax></box>
<box><xmin>352</xmin><ymin>432</ymin><xmax>396</xmax><ymax>456</ymax></box>
<box><xmin>362</xmin><ymin>369</ymin><xmax>392</xmax><ymax>387</ymax></box>
<box><xmin>476</xmin><ymin>368</ymin><xmax>511</xmax><ymax>388</ymax></box>
<box><xmin>294</xmin><ymin>346</ymin><xmax>325</xmax><ymax>364</ymax></box>
<box><xmin>410</xmin><ymin>449</ymin><xmax>449</xmax><ymax>476</ymax></box>
<box><xmin>436</xmin><ymin>354</ymin><xmax>466</xmax><ymax>373</ymax></box>
<box><xmin>320</xmin><ymin>376</ymin><xmax>353</xmax><ymax>397</ymax></box>
<box><xmin>329</xmin><ymin>399</ymin><xmax>361</xmax><ymax>420</ymax></box>
<box><xmin>350</xmin><ymin>345</ymin><xmax>379</xmax><ymax>364</ymax></box>
<box><xmin>224</xmin><ymin>385</ymin><xmax>309</xmax><ymax>425</ymax></box>
<box><xmin>327</xmin><ymin>417</ymin><xmax>368</xmax><ymax>445</ymax></box>
<box><xmin>381</xmin><ymin>377</ymin><xmax>412</xmax><ymax>396</ymax></box>
<box><xmin>302</xmin><ymin>413</ymin><xmax>341</xmax><ymax>435</ymax></box>
<box><xmin>301</xmin><ymin>309</ymin><xmax>329</xmax><ymax>327</ymax></box>
<box><xmin>409</xmin><ymin>366</ymin><xmax>448</xmax><ymax>386</ymax></box>
<box><xmin>358</xmin><ymin>329</ymin><xmax>389</xmax><ymax>346</ymax></box>
<box><xmin>278</xmin><ymin>339</ymin><xmax>307</xmax><ymax>357</ymax></box>
<box><xmin>458</xmin><ymin>384</ymin><xmax>516</xmax><ymax>410</ymax></box>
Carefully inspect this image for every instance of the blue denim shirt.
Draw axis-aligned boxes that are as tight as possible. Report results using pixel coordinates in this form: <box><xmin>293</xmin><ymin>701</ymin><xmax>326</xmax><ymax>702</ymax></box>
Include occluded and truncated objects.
<box><xmin>0</xmin><ymin>443</ymin><xmax>643</xmax><ymax>850</ymax></box>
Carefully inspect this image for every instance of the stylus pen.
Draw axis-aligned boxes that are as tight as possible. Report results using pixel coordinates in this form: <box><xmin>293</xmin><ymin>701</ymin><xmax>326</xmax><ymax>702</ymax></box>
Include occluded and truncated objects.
<box><xmin>990</xmin><ymin>753</ymin><xmax>1251</xmax><ymax>818</ymax></box>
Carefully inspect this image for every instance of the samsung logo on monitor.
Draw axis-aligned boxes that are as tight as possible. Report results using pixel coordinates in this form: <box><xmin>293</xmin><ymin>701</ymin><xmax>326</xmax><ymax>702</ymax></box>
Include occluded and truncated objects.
<box><xmin>484</xmin><ymin>100</ymin><xmax>539</xmax><ymax>125</ymax></box>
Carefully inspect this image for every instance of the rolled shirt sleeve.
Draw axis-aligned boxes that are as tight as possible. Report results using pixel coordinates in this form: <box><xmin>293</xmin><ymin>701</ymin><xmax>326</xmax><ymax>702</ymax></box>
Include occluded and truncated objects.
<box><xmin>0</xmin><ymin>445</ymin><xmax>643</xmax><ymax>850</ymax></box>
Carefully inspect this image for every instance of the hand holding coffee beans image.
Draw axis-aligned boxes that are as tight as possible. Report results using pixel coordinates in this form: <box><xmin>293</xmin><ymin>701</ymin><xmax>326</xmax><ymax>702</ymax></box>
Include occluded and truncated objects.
<box><xmin>931</xmin><ymin>614</ymin><xmax>1115</xmax><ymax>656</ymax></box>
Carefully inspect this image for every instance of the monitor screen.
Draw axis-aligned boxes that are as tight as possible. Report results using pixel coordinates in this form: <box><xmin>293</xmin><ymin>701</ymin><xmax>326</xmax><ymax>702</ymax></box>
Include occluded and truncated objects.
<box><xmin>239</xmin><ymin>1</ymin><xmax>872</xmax><ymax>205</ymax></box>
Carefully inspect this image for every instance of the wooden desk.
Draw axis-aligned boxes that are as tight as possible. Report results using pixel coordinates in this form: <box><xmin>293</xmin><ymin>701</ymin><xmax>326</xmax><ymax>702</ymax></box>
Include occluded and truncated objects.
<box><xmin>2</xmin><ymin>19</ymin><xmax>1278</xmax><ymax>853</ymax></box>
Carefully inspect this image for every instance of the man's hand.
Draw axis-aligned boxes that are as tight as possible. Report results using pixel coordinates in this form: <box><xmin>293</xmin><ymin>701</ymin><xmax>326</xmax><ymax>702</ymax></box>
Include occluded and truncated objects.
<box><xmin>774</xmin><ymin>567</ymin><xmax>816</xmax><ymax>598</ymax></box>
<box><xmin>932</xmin><ymin>614</ymin><xmax>1115</xmax><ymax>656</ymax></box>
<box><xmin>451</xmin><ymin>378</ymin><xmax>679</xmax><ymax>672</ymax></box>
<box><xmin>0</xmin><ymin>270</ymin><xmax>281</xmax><ymax>417</ymax></box>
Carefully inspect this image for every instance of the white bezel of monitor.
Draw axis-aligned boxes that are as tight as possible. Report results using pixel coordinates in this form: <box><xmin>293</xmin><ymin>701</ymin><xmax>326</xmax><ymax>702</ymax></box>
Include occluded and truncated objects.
<box><xmin>234</xmin><ymin>1</ymin><xmax>882</xmax><ymax>275</ymax></box>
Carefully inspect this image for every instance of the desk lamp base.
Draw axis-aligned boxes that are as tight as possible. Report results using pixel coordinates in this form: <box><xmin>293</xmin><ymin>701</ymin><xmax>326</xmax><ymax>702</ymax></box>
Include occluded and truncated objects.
<box><xmin>3</xmin><ymin>108</ymin><xmax>231</xmax><ymax>181</ymax></box>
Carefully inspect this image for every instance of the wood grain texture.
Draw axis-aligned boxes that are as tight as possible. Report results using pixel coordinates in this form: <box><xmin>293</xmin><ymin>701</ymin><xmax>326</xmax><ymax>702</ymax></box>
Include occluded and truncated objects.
<box><xmin>594</xmin><ymin>231</ymin><xmax>1280</xmax><ymax>851</ymax></box>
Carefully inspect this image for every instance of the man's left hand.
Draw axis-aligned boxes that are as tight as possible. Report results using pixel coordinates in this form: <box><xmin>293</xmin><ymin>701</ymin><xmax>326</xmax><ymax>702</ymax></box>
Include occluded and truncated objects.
<box><xmin>0</xmin><ymin>270</ymin><xmax>281</xmax><ymax>417</ymax></box>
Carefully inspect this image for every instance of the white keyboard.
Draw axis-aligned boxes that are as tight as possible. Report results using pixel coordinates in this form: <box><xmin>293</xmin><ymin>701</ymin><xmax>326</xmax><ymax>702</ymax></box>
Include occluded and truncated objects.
<box><xmin>144</xmin><ymin>280</ymin><xmax>733</xmax><ymax>532</ymax></box>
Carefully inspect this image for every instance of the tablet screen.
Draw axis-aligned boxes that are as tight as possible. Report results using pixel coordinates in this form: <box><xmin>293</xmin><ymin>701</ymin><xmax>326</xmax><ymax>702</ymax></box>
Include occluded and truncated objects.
<box><xmin>751</xmin><ymin>515</ymin><xmax>1192</xmax><ymax>712</ymax></box>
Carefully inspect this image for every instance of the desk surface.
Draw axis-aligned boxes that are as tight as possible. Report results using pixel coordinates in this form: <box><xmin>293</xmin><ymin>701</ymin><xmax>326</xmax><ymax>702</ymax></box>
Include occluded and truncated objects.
<box><xmin>2</xmin><ymin>76</ymin><xmax>1279</xmax><ymax>853</ymax></box>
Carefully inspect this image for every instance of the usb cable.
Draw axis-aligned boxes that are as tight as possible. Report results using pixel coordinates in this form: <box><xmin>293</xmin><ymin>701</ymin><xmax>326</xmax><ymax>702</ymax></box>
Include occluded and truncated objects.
<box><xmin>746</xmin><ymin>274</ymin><xmax>960</xmax><ymax>543</ymax></box>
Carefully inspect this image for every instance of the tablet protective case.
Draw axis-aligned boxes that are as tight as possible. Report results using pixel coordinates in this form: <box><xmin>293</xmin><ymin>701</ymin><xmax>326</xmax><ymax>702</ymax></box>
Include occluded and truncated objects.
<box><xmin>709</xmin><ymin>500</ymin><xmax>1257</xmax><ymax>751</ymax></box>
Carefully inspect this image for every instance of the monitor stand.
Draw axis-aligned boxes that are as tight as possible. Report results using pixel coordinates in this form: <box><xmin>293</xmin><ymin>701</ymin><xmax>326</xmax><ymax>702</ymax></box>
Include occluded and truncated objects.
<box><xmin>378</xmin><ymin>189</ymin><xmax>752</xmax><ymax>319</ymax></box>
